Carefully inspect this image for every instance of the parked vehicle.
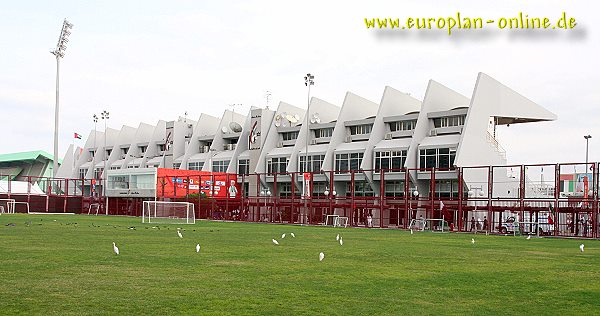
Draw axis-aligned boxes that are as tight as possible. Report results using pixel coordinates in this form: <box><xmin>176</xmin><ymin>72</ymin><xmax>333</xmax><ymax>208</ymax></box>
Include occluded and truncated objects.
<box><xmin>497</xmin><ymin>216</ymin><xmax>518</xmax><ymax>234</ymax></box>
<box><xmin>497</xmin><ymin>212</ymin><xmax>555</xmax><ymax>235</ymax></box>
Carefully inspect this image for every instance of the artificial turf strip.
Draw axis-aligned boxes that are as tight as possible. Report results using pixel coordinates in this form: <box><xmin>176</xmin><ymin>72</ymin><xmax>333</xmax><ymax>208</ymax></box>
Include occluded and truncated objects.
<box><xmin>0</xmin><ymin>214</ymin><xmax>599</xmax><ymax>315</ymax></box>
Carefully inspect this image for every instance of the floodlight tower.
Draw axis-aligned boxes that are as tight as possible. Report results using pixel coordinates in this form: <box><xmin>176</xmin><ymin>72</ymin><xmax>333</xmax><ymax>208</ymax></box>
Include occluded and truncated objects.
<box><xmin>101</xmin><ymin>110</ymin><xmax>109</xmax><ymax>215</ymax></box>
<box><xmin>265</xmin><ymin>90</ymin><xmax>272</xmax><ymax>109</ymax></box>
<box><xmin>584</xmin><ymin>135</ymin><xmax>592</xmax><ymax>168</ymax></box>
<box><xmin>93</xmin><ymin>114</ymin><xmax>98</xmax><ymax>158</ymax></box>
<box><xmin>303</xmin><ymin>73</ymin><xmax>314</xmax><ymax>223</ymax></box>
<box><xmin>50</xmin><ymin>19</ymin><xmax>73</xmax><ymax>177</ymax></box>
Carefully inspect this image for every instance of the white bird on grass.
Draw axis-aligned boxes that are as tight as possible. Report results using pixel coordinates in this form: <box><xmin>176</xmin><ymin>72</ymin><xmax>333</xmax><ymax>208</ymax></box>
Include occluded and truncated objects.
<box><xmin>281</xmin><ymin>233</ymin><xmax>286</xmax><ymax>239</ymax></box>
<box><xmin>410</xmin><ymin>229</ymin><xmax>413</xmax><ymax>235</ymax></box>
<box><xmin>527</xmin><ymin>235</ymin><xmax>531</xmax><ymax>240</ymax></box>
<box><xmin>319</xmin><ymin>252</ymin><xmax>325</xmax><ymax>262</ymax></box>
<box><xmin>471</xmin><ymin>238</ymin><xmax>475</xmax><ymax>245</ymax></box>
<box><xmin>112</xmin><ymin>242</ymin><xmax>120</xmax><ymax>255</ymax></box>
<box><xmin>339</xmin><ymin>237</ymin><xmax>343</xmax><ymax>246</ymax></box>
<box><xmin>177</xmin><ymin>230</ymin><xmax>183</xmax><ymax>238</ymax></box>
<box><xmin>290</xmin><ymin>233</ymin><xmax>295</xmax><ymax>238</ymax></box>
<box><xmin>196</xmin><ymin>244</ymin><xmax>201</xmax><ymax>253</ymax></box>
<box><xmin>272</xmin><ymin>239</ymin><xmax>279</xmax><ymax>245</ymax></box>
<box><xmin>336</xmin><ymin>234</ymin><xmax>340</xmax><ymax>241</ymax></box>
<box><xmin>580</xmin><ymin>244</ymin><xmax>585</xmax><ymax>252</ymax></box>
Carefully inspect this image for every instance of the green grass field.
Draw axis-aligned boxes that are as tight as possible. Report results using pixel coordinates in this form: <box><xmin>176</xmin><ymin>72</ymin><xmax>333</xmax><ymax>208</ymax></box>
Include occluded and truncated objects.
<box><xmin>1</xmin><ymin>214</ymin><xmax>599</xmax><ymax>315</ymax></box>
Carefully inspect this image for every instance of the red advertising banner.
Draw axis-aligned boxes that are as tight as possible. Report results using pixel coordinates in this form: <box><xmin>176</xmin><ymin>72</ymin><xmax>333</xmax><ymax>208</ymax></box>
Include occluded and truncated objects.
<box><xmin>156</xmin><ymin>168</ymin><xmax>239</xmax><ymax>199</ymax></box>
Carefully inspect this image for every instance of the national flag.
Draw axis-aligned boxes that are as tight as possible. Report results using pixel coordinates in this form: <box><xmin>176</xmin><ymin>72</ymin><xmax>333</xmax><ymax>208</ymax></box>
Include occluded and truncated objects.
<box><xmin>74</xmin><ymin>132</ymin><xmax>82</xmax><ymax>139</ymax></box>
<box><xmin>548</xmin><ymin>204</ymin><xmax>555</xmax><ymax>225</ymax></box>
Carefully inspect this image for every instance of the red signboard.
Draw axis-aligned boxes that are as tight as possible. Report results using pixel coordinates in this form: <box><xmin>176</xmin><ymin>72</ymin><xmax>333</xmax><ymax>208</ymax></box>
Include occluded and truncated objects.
<box><xmin>156</xmin><ymin>168</ymin><xmax>239</xmax><ymax>199</ymax></box>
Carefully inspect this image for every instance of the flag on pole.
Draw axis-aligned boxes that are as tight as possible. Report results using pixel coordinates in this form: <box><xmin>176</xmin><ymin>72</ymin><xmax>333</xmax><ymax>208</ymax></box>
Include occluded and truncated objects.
<box><xmin>74</xmin><ymin>132</ymin><xmax>82</xmax><ymax>139</ymax></box>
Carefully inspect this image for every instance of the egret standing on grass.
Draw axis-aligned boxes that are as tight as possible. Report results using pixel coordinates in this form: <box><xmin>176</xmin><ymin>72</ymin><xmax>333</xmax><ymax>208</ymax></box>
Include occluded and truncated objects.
<box><xmin>113</xmin><ymin>242</ymin><xmax>119</xmax><ymax>255</ymax></box>
<box><xmin>339</xmin><ymin>237</ymin><xmax>343</xmax><ymax>246</ymax></box>
<box><xmin>319</xmin><ymin>252</ymin><xmax>325</xmax><ymax>262</ymax></box>
<box><xmin>177</xmin><ymin>230</ymin><xmax>183</xmax><ymax>238</ymax></box>
<box><xmin>336</xmin><ymin>234</ymin><xmax>340</xmax><ymax>241</ymax></box>
<box><xmin>290</xmin><ymin>233</ymin><xmax>295</xmax><ymax>238</ymax></box>
<box><xmin>527</xmin><ymin>235</ymin><xmax>531</xmax><ymax>240</ymax></box>
<box><xmin>272</xmin><ymin>239</ymin><xmax>279</xmax><ymax>245</ymax></box>
<box><xmin>281</xmin><ymin>233</ymin><xmax>286</xmax><ymax>239</ymax></box>
<box><xmin>196</xmin><ymin>244</ymin><xmax>200</xmax><ymax>253</ymax></box>
<box><xmin>471</xmin><ymin>238</ymin><xmax>475</xmax><ymax>245</ymax></box>
<box><xmin>580</xmin><ymin>244</ymin><xmax>585</xmax><ymax>252</ymax></box>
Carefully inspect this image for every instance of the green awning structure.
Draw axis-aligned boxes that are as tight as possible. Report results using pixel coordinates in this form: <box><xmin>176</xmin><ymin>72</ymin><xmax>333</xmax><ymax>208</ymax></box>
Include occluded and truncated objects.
<box><xmin>0</xmin><ymin>150</ymin><xmax>61</xmax><ymax>164</ymax></box>
<box><xmin>0</xmin><ymin>166</ymin><xmax>23</xmax><ymax>180</ymax></box>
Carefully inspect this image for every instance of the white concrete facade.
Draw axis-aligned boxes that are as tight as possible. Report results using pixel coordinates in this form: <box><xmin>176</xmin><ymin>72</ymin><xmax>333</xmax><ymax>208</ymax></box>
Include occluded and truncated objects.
<box><xmin>60</xmin><ymin>73</ymin><xmax>556</xmax><ymax>200</ymax></box>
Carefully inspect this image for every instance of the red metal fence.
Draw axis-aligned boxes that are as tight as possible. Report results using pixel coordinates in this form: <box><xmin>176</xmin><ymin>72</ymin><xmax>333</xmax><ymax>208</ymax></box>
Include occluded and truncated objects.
<box><xmin>1</xmin><ymin>162</ymin><xmax>598</xmax><ymax>238</ymax></box>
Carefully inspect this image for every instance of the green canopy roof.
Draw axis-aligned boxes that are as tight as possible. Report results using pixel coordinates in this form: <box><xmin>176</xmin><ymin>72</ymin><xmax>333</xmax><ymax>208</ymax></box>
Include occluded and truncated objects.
<box><xmin>0</xmin><ymin>150</ymin><xmax>62</xmax><ymax>164</ymax></box>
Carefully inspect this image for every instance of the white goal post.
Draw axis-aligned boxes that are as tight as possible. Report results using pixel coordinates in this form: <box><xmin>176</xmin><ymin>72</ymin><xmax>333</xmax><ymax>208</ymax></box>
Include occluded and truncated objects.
<box><xmin>0</xmin><ymin>199</ymin><xmax>16</xmax><ymax>214</ymax></box>
<box><xmin>334</xmin><ymin>216</ymin><xmax>349</xmax><ymax>228</ymax></box>
<box><xmin>324</xmin><ymin>214</ymin><xmax>339</xmax><ymax>226</ymax></box>
<box><xmin>8</xmin><ymin>201</ymin><xmax>29</xmax><ymax>214</ymax></box>
<box><xmin>88</xmin><ymin>203</ymin><xmax>101</xmax><ymax>215</ymax></box>
<box><xmin>409</xmin><ymin>218</ymin><xmax>448</xmax><ymax>232</ymax></box>
<box><xmin>0</xmin><ymin>199</ymin><xmax>74</xmax><ymax>215</ymax></box>
<box><xmin>142</xmin><ymin>201</ymin><xmax>196</xmax><ymax>224</ymax></box>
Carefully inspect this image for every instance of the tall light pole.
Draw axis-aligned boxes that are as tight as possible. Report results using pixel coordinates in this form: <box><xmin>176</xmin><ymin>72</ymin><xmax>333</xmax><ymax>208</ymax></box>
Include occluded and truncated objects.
<box><xmin>101</xmin><ymin>110</ymin><xmax>109</xmax><ymax>215</ymax></box>
<box><xmin>585</xmin><ymin>135</ymin><xmax>592</xmax><ymax>168</ymax></box>
<box><xmin>303</xmin><ymin>73</ymin><xmax>314</xmax><ymax>224</ymax></box>
<box><xmin>265</xmin><ymin>90</ymin><xmax>272</xmax><ymax>109</ymax></box>
<box><xmin>93</xmin><ymin>114</ymin><xmax>98</xmax><ymax>160</ymax></box>
<box><xmin>50</xmin><ymin>19</ymin><xmax>73</xmax><ymax>177</ymax></box>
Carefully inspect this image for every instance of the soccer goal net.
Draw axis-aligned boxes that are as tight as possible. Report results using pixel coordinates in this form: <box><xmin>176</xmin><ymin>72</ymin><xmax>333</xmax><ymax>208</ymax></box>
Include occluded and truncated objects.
<box><xmin>87</xmin><ymin>203</ymin><xmax>101</xmax><ymax>215</ymax></box>
<box><xmin>409</xmin><ymin>218</ymin><xmax>447</xmax><ymax>232</ymax></box>
<box><xmin>9</xmin><ymin>201</ymin><xmax>29</xmax><ymax>214</ymax></box>
<box><xmin>0</xmin><ymin>199</ymin><xmax>15</xmax><ymax>214</ymax></box>
<box><xmin>334</xmin><ymin>216</ymin><xmax>349</xmax><ymax>228</ymax></box>
<box><xmin>143</xmin><ymin>201</ymin><xmax>195</xmax><ymax>224</ymax></box>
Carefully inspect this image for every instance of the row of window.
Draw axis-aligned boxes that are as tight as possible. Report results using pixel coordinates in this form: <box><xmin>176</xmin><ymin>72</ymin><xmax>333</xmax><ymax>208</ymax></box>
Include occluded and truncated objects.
<box><xmin>101</xmin><ymin>172</ymin><xmax>456</xmax><ymax>199</ymax></box>
<box><xmin>349</xmin><ymin>124</ymin><xmax>372</xmax><ymax>135</ymax></box>
<box><xmin>264</xmin><ymin>180</ymin><xmax>458</xmax><ymax>198</ymax></box>
<box><xmin>433</xmin><ymin>115</ymin><xmax>466</xmax><ymax>128</ymax></box>
<box><xmin>374</xmin><ymin>150</ymin><xmax>407</xmax><ymax>172</ymax></box>
<box><xmin>299</xmin><ymin>155</ymin><xmax>325</xmax><ymax>173</ymax></box>
<box><xmin>419</xmin><ymin>148</ymin><xmax>456</xmax><ymax>170</ymax></box>
<box><xmin>267</xmin><ymin>157</ymin><xmax>289</xmax><ymax>175</ymax></box>
<box><xmin>212</xmin><ymin>160</ymin><xmax>229</xmax><ymax>173</ymax></box>
<box><xmin>188</xmin><ymin>161</ymin><xmax>204</xmax><ymax>171</ymax></box>
<box><xmin>238</xmin><ymin>159</ymin><xmax>250</xmax><ymax>175</ymax></box>
<box><xmin>335</xmin><ymin>152</ymin><xmax>364</xmax><ymax>173</ymax></box>
<box><xmin>79</xmin><ymin>148</ymin><xmax>455</xmax><ymax>179</ymax></box>
<box><xmin>282</xmin><ymin>131</ymin><xmax>299</xmax><ymax>141</ymax></box>
<box><xmin>315</xmin><ymin>128</ymin><xmax>334</xmax><ymax>138</ymax></box>
<box><xmin>389</xmin><ymin>120</ymin><xmax>417</xmax><ymax>132</ymax></box>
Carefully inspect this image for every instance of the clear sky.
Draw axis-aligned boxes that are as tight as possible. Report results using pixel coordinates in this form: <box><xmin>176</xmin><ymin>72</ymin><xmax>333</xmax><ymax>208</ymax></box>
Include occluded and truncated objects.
<box><xmin>1</xmin><ymin>0</ymin><xmax>599</xmax><ymax>165</ymax></box>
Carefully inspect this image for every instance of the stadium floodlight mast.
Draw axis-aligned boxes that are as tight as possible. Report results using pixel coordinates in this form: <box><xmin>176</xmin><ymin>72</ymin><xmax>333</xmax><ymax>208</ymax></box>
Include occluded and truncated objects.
<box><xmin>93</xmin><ymin>114</ymin><xmax>98</xmax><ymax>159</ymax></box>
<box><xmin>50</xmin><ymin>19</ymin><xmax>73</xmax><ymax>177</ymax></box>
<box><xmin>101</xmin><ymin>110</ymin><xmax>109</xmax><ymax>215</ymax></box>
<box><xmin>584</xmin><ymin>135</ymin><xmax>592</xmax><ymax>168</ymax></box>
<box><xmin>265</xmin><ymin>90</ymin><xmax>272</xmax><ymax>109</ymax></box>
<box><xmin>303</xmin><ymin>73</ymin><xmax>314</xmax><ymax>223</ymax></box>
<box><xmin>228</xmin><ymin>103</ymin><xmax>241</xmax><ymax>122</ymax></box>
